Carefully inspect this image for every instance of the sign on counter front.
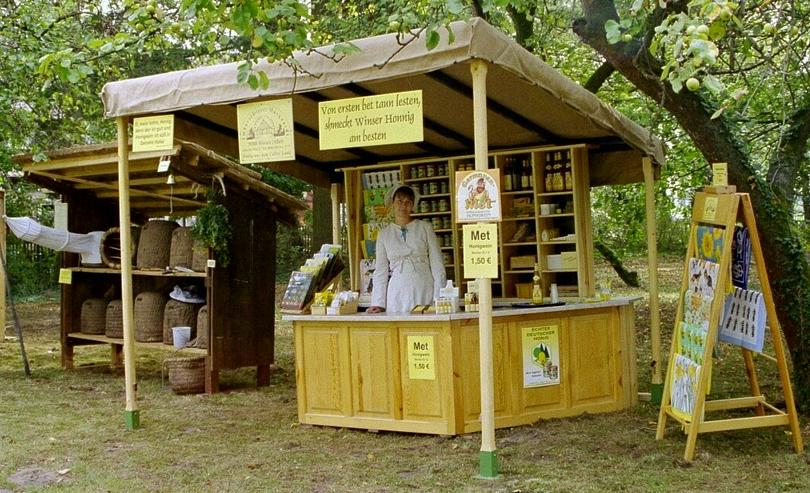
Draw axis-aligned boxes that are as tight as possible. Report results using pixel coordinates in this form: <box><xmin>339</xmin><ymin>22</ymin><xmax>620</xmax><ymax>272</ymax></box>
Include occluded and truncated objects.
<box><xmin>407</xmin><ymin>335</ymin><xmax>436</xmax><ymax>380</ymax></box>
<box><xmin>462</xmin><ymin>224</ymin><xmax>498</xmax><ymax>279</ymax></box>
<box><xmin>318</xmin><ymin>90</ymin><xmax>423</xmax><ymax>150</ymax></box>
<box><xmin>455</xmin><ymin>169</ymin><xmax>501</xmax><ymax>222</ymax></box>
<box><xmin>132</xmin><ymin>115</ymin><xmax>174</xmax><ymax>152</ymax></box>
<box><xmin>237</xmin><ymin>99</ymin><xmax>296</xmax><ymax>164</ymax></box>
<box><xmin>522</xmin><ymin>325</ymin><xmax>560</xmax><ymax>387</ymax></box>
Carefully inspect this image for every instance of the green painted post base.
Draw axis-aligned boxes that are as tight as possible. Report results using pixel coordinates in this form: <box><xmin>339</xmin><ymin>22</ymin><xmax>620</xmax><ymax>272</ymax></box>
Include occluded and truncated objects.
<box><xmin>124</xmin><ymin>410</ymin><xmax>140</xmax><ymax>430</ymax></box>
<box><xmin>650</xmin><ymin>383</ymin><xmax>664</xmax><ymax>405</ymax></box>
<box><xmin>478</xmin><ymin>450</ymin><xmax>499</xmax><ymax>479</ymax></box>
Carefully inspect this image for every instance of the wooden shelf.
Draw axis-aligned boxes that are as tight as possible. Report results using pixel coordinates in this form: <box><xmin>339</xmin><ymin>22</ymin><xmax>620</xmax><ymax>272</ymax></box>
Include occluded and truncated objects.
<box><xmin>539</xmin><ymin>213</ymin><xmax>574</xmax><ymax>218</ymax></box>
<box><xmin>501</xmin><ymin>216</ymin><xmax>535</xmax><ymax>222</ymax></box>
<box><xmin>403</xmin><ymin>175</ymin><xmax>449</xmax><ymax>183</ymax></box>
<box><xmin>412</xmin><ymin>211</ymin><xmax>451</xmax><ymax>217</ymax></box>
<box><xmin>537</xmin><ymin>191</ymin><xmax>574</xmax><ymax>197</ymax></box>
<box><xmin>71</xmin><ymin>267</ymin><xmax>206</xmax><ymax>277</ymax></box>
<box><xmin>67</xmin><ymin>332</ymin><xmax>207</xmax><ymax>355</ymax></box>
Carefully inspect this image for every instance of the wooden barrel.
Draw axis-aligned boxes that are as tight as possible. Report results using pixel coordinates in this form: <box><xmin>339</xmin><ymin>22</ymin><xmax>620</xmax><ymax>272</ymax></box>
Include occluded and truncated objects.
<box><xmin>80</xmin><ymin>298</ymin><xmax>106</xmax><ymax>335</ymax></box>
<box><xmin>136</xmin><ymin>220</ymin><xmax>178</xmax><ymax>270</ymax></box>
<box><xmin>134</xmin><ymin>292</ymin><xmax>165</xmax><ymax>342</ymax></box>
<box><xmin>170</xmin><ymin>227</ymin><xmax>194</xmax><ymax>269</ymax></box>
<box><xmin>100</xmin><ymin>226</ymin><xmax>140</xmax><ymax>269</ymax></box>
<box><xmin>105</xmin><ymin>299</ymin><xmax>123</xmax><ymax>338</ymax></box>
<box><xmin>162</xmin><ymin>299</ymin><xmax>198</xmax><ymax>345</ymax></box>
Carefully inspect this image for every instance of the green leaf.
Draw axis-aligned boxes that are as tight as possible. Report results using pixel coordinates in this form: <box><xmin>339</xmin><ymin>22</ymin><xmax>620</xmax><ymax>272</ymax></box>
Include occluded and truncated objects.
<box><xmin>258</xmin><ymin>70</ymin><xmax>270</xmax><ymax>90</ymax></box>
<box><xmin>425</xmin><ymin>28</ymin><xmax>440</xmax><ymax>50</ymax></box>
<box><xmin>447</xmin><ymin>0</ymin><xmax>465</xmax><ymax>15</ymax></box>
<box><xmin>605</xmin><ymin>20</ymin><xmax>621</xmax><ymax>45</ymax></box>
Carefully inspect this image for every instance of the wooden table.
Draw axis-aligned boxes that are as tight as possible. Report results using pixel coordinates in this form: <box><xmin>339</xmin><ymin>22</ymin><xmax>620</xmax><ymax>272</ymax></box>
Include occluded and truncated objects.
<box><xmin>284</xmin><ymin>297</ymin><xmax>638</xmax><ymax>435</ymax></box>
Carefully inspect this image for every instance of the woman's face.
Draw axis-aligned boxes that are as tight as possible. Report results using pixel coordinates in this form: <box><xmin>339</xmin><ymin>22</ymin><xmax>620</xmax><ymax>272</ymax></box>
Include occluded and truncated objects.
<box><xmin>393</xmin><ymin>192</ymin><xmax>414</xmax><ymax>220</ymax></box>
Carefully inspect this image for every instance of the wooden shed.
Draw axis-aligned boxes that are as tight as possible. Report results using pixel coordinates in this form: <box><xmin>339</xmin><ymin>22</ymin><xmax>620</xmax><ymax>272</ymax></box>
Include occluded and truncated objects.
<box><xmin>14</xmin><ymin>140</ymin><xmax>307</xmax><ymax>393</ymax></box>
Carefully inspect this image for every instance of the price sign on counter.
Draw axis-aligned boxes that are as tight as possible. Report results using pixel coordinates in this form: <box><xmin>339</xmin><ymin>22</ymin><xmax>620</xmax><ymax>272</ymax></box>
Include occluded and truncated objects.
<box><xmin>462</xmin><ymin>223</ymin><xmax>498</xmax><ymax>278</ymax></box>
<box><xmin>407</xmin><ymin>335</ymin><xmax>435</xmax><ymax>380</ymax></box>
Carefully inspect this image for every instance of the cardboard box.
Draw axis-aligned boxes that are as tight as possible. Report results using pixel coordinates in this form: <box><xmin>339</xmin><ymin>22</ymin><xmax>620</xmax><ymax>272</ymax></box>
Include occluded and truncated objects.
<box><xmin>561</xmin><ymin>251</ymin><xmax>578</xmax><ymax>269</ymax></box>
<box><xmin>547</xmin><ymin>254</ymin><xmax>562</xmax><ymax>270</ymax></box>
<box><xmin>511</xmin><ymin>255</ymin><xmax>536</xmax><ymax>270</ymax></box>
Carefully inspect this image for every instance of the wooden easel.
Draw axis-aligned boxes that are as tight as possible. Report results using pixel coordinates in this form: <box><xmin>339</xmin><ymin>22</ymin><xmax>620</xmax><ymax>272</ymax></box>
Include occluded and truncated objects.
<box><xmin>656</xmin><ymin>188</ymin><xmax>803</xmax><ymax>461</ymax></box>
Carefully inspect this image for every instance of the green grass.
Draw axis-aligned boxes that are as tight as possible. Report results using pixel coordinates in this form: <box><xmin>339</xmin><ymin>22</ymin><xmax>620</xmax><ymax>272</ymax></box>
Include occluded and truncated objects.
<box><xmin>1</xmin><ymin>258</ymin><xmax>808</xmax><ymax>492</ymax></box>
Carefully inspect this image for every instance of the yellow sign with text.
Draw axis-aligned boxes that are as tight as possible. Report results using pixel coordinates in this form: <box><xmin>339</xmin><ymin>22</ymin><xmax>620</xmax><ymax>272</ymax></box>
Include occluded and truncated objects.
<box><xmin>132</xmin><ymin>115</ymin><xmax>174</xmax><ymax>152</ymax></box>
<box><xmin>463</xmin><ymin>223</ymin><xmax>498</xmax><ymax>279</ymax></box>
<box><xmin>712</xmin><ymin>162</ymin><xmax>728</xmax><ymax>186</ymax></box>
<box><xmin>237</xmin><ymin>99</ymin><xmax>296</xmax><ymax>164</ymax></box>
<box><xmin>58</xmin><ymin>268</ymin><xmax>72</xmax><ymax>285</ymax></box>
<box><xmin>407</xmin><ymin>335</ymin><xmax>435</xmax><ymax>380</ymax></box>
<box><xmin>703</xmin><ymin>196</ymin><xmax>718</xmax><ymax>221</ymax></box>
<box><xmin>319</xmin><ymin>90</ymin><xmax>423</xmax><ymax>150</ymax></box>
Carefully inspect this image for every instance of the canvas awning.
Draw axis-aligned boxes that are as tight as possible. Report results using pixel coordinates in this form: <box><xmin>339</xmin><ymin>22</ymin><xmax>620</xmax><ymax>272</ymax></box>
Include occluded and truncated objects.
<box><xmin>101</xmin><ymin>18</ymin><xmax>664</xmax><ymax>187</ymax></box>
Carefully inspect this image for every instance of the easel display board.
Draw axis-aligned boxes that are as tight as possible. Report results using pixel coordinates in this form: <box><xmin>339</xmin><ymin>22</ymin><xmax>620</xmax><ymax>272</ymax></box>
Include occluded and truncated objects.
<box><xmin>656</xmin><ymin>189</ymin><xmax>803</xmax><ymax>461</ymax></box>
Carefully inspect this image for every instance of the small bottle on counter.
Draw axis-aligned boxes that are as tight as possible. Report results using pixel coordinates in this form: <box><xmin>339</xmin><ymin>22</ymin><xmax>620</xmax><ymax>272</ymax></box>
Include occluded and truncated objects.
<box><xmin>532</xmin><ymin>263</ymin><xmax>543</xmax><ymax>305</ymax></box>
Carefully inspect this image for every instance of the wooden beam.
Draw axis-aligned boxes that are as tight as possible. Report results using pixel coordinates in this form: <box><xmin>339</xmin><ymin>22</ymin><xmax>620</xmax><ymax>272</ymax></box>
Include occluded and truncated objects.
<box><xmin>20</xmin><ymin>146</ymin><xmax>181</xmax><ymax>172</ymax></box>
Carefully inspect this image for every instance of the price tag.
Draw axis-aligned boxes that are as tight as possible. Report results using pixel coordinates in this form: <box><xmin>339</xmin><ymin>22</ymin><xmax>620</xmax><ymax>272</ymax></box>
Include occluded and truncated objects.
<box><xmin>462</xmin><ymin>223</ymin><xmax>498</xmax><ymax>278</ymax></box>
<box><xmin>407</xmin><ymin>335</ymin><xmax>435</xmax><ymax>380</ymax></box>
<box><xmin>58</xmin><ymin>268</ymin><xmax>72</xmax><ymax>284</ymax></box>
<box><xmin>157</xmin><ymin>156</ymin><xmax>171</xmax><ymax>173</ymax></box>
<box><xmin>206</xmin><ymin>259</ymin><xmax>217</xmax><ymax>268</ymax></box>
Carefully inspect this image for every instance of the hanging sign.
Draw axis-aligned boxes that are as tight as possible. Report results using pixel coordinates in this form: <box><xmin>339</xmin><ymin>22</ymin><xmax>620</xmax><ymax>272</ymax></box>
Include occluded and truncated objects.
<box><xmin>318</xmin><ymin>90</ymin><xmax>423</xmax><ymax>150</ymax></box>
<box><xmin>462</xmin><ymin>224</ymin><xmax>498</xmax><ymax>279</ymax></box>
<box><xmin>455</xmin><ymin>169</ymin><xmax>501</xmax><ymax>222</ymax></box>
<box><xmin>522</xmin><ymin>325</ymin><xmax>560</xmax><ymax>388</ymax></box>
<box><xmin>407</xmin><ymin>335</ymin><xmax>436</xmax><ymax>380</ymax></box>
<box><xmin>132</xmin><ymin>115</ymin><xmax>174</xmax><ymax>152</ymax></box>
<box><xmin>237</xmin><ymin>99</ymin><xmax>295</xmax><ymax>164</ymax></box>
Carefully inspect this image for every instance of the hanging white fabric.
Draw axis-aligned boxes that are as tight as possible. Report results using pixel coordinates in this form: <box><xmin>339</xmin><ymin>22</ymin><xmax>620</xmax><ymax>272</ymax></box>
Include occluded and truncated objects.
<box><xmin>3</xmin><ymin>216</ymin><xmax>105</xmax><ymax>265</ymax></box>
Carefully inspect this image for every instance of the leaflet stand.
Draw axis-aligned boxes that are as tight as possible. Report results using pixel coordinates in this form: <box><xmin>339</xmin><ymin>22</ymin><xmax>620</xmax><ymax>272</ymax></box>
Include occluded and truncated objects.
<box><xmin>655</xmin><ymin>187</ymin><xmax>803</xmax><ymax>461</ymax></box>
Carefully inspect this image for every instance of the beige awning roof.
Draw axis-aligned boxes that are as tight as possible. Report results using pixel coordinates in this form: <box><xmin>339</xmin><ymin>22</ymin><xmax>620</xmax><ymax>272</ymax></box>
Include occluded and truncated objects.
<box><xmin>101</xmin><ymin>18</ymin><xmax>664</xmax><ymax>185</ymax></box>
<box><xmin>14</xmin><ymin>140</ymin><xmax>307</xmax><ymax>225</ymax></box>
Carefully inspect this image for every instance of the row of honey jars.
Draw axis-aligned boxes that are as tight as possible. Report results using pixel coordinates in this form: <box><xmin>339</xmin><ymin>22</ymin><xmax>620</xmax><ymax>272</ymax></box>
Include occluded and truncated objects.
<box><xmin>416</xmin><ymin>180</ymin><xmax>449</xmax><ymax>196</ymax></box>
<box><xmin>418</xmin><ymin>198</ymin><xmax>450</xmax><ymax>213</ymax></box>
<box><xmin>544</xmin><ymin>151</ymin><xmax>573</xmax><ymax>192</ymax></box>
<box><xmin>409</xmin><ymin>162</ymin><xmax>448</xmax><ymax>179</ymax></box>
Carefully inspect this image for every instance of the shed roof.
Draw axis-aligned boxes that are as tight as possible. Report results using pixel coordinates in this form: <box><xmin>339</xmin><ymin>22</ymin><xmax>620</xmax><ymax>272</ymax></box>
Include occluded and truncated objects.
<box><xmin>100</xmin><ymin>18</ymin><xmax>664</xmax><ymax>186</ymax></box>
<box><xmin>14</xmin><ymin>140</ymin><xmax>308</xmax><ymax>225</ymax></box>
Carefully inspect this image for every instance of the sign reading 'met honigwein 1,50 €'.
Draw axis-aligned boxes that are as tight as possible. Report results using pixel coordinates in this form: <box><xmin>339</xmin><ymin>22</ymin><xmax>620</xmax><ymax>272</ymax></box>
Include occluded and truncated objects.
<box><xmin>318</xmin><ymin>90</ymin><xmax>423</xmax><ymax>150</ymax></box>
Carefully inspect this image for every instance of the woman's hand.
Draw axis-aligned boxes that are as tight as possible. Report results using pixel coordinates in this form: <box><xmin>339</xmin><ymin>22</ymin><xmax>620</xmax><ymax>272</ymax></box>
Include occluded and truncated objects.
<box><xmin>367</xmin><ymin>306</ymin><xmax>385</xmax><ymax>314</ymax></box>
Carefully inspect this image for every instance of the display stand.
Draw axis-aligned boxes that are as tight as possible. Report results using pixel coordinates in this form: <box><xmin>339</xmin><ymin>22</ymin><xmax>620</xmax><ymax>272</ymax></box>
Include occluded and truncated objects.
<box><xmin>655</xmin><ymin>188</ymin><xmax>803</xmax><ymax>461</ymax></box>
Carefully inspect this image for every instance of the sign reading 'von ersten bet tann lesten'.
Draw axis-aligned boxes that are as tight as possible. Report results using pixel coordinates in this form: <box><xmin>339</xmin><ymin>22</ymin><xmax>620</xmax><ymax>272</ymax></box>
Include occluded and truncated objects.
<box><xmin>318</xmin><ymin>90</ymin><xmax>423</xmax><ymax>150</ymax></box>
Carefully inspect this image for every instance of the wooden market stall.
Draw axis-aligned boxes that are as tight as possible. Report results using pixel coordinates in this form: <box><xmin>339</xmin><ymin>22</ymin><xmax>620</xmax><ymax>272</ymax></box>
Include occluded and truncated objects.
<box><xmin>98</xmin><ymin>18</ymin><xmax>666</xmax><ymax>433</ymax></box>
<box><xmin>14</xmin><ymin>141</ymin><xmax>307</xmax><ymax>393</ymax></box>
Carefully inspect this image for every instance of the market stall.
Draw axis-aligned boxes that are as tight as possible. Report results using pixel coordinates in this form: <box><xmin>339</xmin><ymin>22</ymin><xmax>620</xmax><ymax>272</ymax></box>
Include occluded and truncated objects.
<box><xmin>98</xmin><ymin>17</ymin><xmax>665</xmax><ymax>435</ymax></box>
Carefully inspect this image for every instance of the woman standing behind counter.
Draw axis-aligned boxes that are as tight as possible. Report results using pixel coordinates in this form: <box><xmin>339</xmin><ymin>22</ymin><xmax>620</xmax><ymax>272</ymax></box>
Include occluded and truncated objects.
<box><xmin>367</xmin><ymin>185</ymin><xmax>446</xmax><ymax>313</ymax></box>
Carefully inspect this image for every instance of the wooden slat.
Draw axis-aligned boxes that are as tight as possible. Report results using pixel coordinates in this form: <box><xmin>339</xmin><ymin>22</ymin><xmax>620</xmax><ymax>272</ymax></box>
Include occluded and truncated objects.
<box><xmin>20</xmin><ymin>146</ymin><xmax>180</xmax><ymax>172</ymax></box>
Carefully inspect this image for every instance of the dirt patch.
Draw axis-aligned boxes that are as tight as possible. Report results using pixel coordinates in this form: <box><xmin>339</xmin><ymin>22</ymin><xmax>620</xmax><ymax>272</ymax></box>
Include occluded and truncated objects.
<box><xmin>7</xmin><ymin>467</ymin><xmax>66</xmax><ymax>488</ymax></box>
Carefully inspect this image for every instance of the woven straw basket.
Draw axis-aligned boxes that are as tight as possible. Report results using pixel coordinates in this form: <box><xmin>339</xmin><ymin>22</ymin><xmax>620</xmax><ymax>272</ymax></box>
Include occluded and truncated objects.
<box><xmin>193</xmin><ymin>305</ymin><xmax>209</xmax><ymax>349</ymax></box>
<box><xmin>100</xmin><ymin>226</ymin><xmax>140</xmax><ymax>269</ymax></box>
<box><xmin>80</xmin><ymin>298</ymin><xmax>107</xmax><ymax>335</ymax></box>
<box><xmin>134</xmin><ymin>292</ymin><xmax>165</xmax><ymax>342</ymax></box>
<box><xmin>165</xmin><ymin>357</ymin><xmax>206</xmax><ymax>394</ymax></box>
<box><xmin>105</xmin><ymin>299</ymin><xmax>123</xmax><ymax>338</ymax></box>
<box><xmin>169</xmin><ymin>227</ymin><xmax>194</xmax><ymax>269</ymax></box>
<box><xmin>191</xmin><ymin>241</ymin><xmax>208</xmax><ymax>272</ymax></box>
<box><xmin>136</xmin><ymin>220</ymin><xmax>178</xmax><ymax>269</ymax></box>
<box><xmin>162</xmin><ymin>299</ymin><xmax>198</xmax><ymax>345</ymax></box>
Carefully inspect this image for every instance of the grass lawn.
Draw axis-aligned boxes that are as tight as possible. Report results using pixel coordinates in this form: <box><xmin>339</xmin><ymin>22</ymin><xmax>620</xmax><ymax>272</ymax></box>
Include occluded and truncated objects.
<box><xmin>1</xmin><ymin>257</ymin><xmax>808</xmax><ymax>492</ymax></box>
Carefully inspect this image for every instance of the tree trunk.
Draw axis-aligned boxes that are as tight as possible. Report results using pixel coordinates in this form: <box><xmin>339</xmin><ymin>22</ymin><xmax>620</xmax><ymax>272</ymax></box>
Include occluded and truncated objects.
<box><xmin>574</xmin><ymin>0</ymin><xmax>810</xmax><ymax>409</ymax></box>
<box><xmin>594</xmin><ymin>240</ymin><xmax>640</xmax><ymax>287</ymax></box>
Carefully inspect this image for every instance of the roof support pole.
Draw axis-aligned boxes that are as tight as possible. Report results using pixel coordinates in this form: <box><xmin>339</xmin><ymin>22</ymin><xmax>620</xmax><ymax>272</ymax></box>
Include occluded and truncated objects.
<box><xmin>471</xmin><ymin>59</ymin><xmax>498</xmax><ymax>479</ymax></box>
<box><xmin>0</xmin><ymin>190</ymin><xmax>5</xmax><ymax>338</ymax></box>
<box><xmin>116</xmin><ymin>117</ymin><xmax>140</xmax><ymax>430</ymax></box>
<box><xmin>643</xmin><ymin>157</ymin><xmax>663</xmax><ymax>402</ymax></box>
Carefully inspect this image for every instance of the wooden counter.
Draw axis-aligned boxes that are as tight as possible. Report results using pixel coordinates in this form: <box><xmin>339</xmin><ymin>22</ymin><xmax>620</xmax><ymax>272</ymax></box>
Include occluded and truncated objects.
<box><xmin>284</xmin><ymin>298</ymin><xmax>638</xmax><ymax>435</ymax></box>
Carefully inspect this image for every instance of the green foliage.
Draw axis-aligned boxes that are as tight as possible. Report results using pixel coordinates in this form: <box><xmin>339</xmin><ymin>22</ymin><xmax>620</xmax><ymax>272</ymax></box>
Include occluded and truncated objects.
<box><xmin>4</xmin><ymin>237</ymin><xmax>60</xmax><ymax>299</ymax></box>
<box><xmin>275</xmin><ymin>221</ymin><xmax>311</xmax><ymax>282</ymax></box>
<box><xmin>191</xmin><ymin>195</ymin><xmax>232</xmax><ymax>268</ymax></box>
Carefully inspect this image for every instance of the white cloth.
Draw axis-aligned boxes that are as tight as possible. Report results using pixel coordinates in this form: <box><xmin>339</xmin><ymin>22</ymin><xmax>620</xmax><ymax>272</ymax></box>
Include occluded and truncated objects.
<box><xmin>370</xmin><ymin>219</ymin><xmax>446</xmax><ymax>313</ymax></box>
<box><xmin>3</xmin><ymin>216</ymin><xmax>104</xmax><ymax>265</ymax></box>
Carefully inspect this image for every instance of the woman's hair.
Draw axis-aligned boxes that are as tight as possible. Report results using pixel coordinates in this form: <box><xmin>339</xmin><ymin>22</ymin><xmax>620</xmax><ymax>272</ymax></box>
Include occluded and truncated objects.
<box><xmin>393</xmin><ymin>186</ymin><xmax>415</xmax><ymax>202</ymax></box>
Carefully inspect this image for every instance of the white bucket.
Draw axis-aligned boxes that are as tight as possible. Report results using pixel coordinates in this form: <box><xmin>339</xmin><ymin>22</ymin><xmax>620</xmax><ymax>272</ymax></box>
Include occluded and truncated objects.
<box><xmin>172</xmin><ymin>326</ymin><xmax>192</xmax><ymax>349</ymax></box>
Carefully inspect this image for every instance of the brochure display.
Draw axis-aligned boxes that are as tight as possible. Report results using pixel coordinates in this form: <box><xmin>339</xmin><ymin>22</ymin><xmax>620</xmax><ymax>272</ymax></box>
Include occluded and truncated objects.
<box><xmin>655</xmin><ymin>188</ymin><xmax>803</xmax><ymax>461</ymax></box>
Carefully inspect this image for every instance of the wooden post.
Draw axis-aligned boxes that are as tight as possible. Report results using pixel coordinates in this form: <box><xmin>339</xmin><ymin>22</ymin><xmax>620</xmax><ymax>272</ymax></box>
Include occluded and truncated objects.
<box><xmin>643</xmin><ymin>157</ymin><xmax>663</xmax><ymax>401</ymax></box>
<box><xmin>331</xmin><ymin>183</ymin><xmax>342</xmax><ymax>290</ymax></box>
<box><xmin>471</xmin><ymin>59</ymin><xmax>498</xmax><ymax>479</ymax></box>
<box><xmin>0</xmin><ymin>190</ymin><xmax>5</xmax><ymax>337</ymax></box>
<box><xmin>116</xmin><ymin>117</ymin><xmax>140</xmax><ymax>430</ymax></box>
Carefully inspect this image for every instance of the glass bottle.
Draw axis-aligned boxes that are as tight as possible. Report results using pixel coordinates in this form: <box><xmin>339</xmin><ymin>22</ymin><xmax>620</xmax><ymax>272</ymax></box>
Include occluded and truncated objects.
<box><xmin>520</xmin><ymin>158</ymin><xmax>530</xmax><ymax>190</ymax></box>
<box><xmin>544</xmin><ymin>154</ymin><xmax>554</xmax><ymax>192</ymax></box>
<box><xmin>511</xmin><ymin>157</ymin><xmax>521</xmax><ymax>191</ymax></box>
<box><xmin>532</xmin><ymin>263</ymin><xmax>543</xmax><ymax>304</ymax></box>
<box><xmin>552</xmin><ymin>152</ymin><xmax>564</xmax><ymax>191</ymax></box>
<box><xmin>504</xmin><ymin>158</ymin><xmax>513</xmax><ymax>191</ymax></box>
<box><xmin>563</xmin><ymin>151</ymin><xmax>573</xmax><ymax>191</ymax></box>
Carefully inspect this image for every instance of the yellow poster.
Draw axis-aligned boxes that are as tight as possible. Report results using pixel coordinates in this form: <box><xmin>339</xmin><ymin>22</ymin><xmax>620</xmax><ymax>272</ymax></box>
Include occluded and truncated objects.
<box><xmin>712</xmin><ymin>162</ymin><xmax>728</xmax><ymax>187</ymax></box>
<box><xmin>237</xmin><ymin>99</ymin><xmax>295</xmax><ymax>164</ymax></box>
<box><xmin>407</xmin><ymin>335</ymin><xmax>435</xmax><ymax>380</ymax></box>
<box><xmin>455</xmin><ymin>169</ymin><xmax>501</xmax><ymax>222</ymax></box>
<box><xmin>522</xmin><ymin>325</ymin><xmax>560</xmax><ymax>388</ymax></box>
<box><xmin>462</xmin><ymin>224</ymin><xmax>498</xmax><ymax>279</ymax></box>
<box><xmin>318</xmin><ymin>90</ymin><xmax>423</xmax><ymax>150</ymax></box>
<box><xmin>132</xmin><ymin>115</ymin><xmax>174</xmax><ymax>152</ymax></box>
<box><xmin>703</xmin><ymin>196</ymin><xmax>718</xmax><ymax>221</ymax></box>
<box><xmin>58</xmin><ymin>268</ymin><xmax>72</xmax><ymax>285</ymax></box>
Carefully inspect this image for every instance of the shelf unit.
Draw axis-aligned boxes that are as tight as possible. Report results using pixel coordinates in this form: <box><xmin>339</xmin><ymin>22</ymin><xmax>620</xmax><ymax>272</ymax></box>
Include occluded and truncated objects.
<box><xmin>344</xmin><ymin>144</ymin><xmax>594</xmax><ymax>302</ymax></box>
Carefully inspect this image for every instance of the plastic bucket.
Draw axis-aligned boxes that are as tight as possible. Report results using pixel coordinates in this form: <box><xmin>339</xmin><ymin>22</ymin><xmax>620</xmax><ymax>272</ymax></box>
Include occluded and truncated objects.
<box><xmin>172</xmin><ymin>326</ymin><xmax>192</xmax><ymax>349</ymax></box>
